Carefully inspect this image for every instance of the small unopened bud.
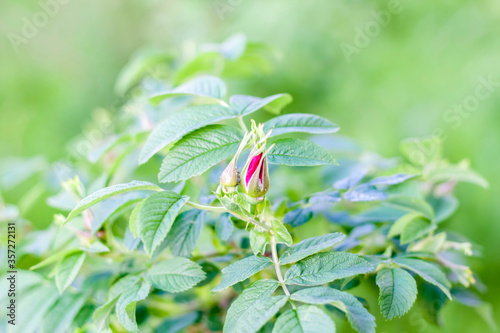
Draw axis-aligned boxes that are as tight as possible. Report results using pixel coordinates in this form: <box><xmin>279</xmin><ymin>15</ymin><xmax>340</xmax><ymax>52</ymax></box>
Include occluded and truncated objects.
<box><xmin>220</xmin><ymin>158</ymin><xmax>239</xmax><ymax>194</ymax></box>
<box><xmin>220</xmin><ymin>131</ymin><xmax>252</xmax><ymax>194</ymax></box>
<box><xmin>240</xmin><ymin>147</ymin><xmax>270</xmax><ymax>203</ymax></box>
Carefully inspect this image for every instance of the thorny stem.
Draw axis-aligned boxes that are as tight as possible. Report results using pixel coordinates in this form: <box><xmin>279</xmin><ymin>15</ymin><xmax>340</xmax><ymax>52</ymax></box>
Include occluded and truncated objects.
<box><xmin>270</xmin><ymin>233</ymin><xmax>296</xmax><ymax>309</ymax></box>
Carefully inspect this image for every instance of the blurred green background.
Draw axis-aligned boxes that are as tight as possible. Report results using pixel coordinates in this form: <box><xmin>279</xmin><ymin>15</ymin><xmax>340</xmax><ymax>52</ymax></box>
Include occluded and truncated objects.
<box><xmin>1</xmin><ymin>0</ymin><xmax>499</xmax><ymax>331</ymax></box>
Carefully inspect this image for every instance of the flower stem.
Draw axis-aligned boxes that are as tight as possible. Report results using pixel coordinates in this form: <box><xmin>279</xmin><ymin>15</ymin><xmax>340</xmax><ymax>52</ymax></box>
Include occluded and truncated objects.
<box><xmin>270</xmin><ymin>234</ymin><xmax>296</xmax><ymax>309</ymax></box>
<box><xmin>237</xmin><ymin>116</ymin><xmax>248</xmax><ymax>132</ymax></box>
<box><xmin>186</xmin><ymin>201</ymin><xmax>227</xmax><ymax>213</ymax></box>
<box><xmin>232</xmin><ymin>212</ymin><xmax>271</xmax><ymax>231</ymax></box>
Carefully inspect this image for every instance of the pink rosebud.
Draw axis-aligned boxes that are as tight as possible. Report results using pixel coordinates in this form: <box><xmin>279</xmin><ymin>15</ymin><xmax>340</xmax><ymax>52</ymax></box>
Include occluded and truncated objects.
<box><xmin>241</xmin><ymin>148</ymin><xmax>270</xmax><ymax>200</ymax></box>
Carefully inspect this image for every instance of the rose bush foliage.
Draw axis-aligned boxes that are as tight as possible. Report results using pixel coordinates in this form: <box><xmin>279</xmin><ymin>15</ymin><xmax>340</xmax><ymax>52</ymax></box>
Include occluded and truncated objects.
<box><xmin>0</xmin><ymin>35</ymin><xmax>492</xmax><ymax>333</ymax></box>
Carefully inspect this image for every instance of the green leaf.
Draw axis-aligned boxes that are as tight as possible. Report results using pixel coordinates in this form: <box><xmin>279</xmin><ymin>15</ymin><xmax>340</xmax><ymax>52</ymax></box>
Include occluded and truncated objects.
<box><xmin>43</xmin><ymin>292</ymin><xmax>86</xmax><ymax>333</ymax></box>
<box><xmin>211</xmin><ymin>255</ymin><xmax>273</xmax><ymax>293</ymax></box>
<box><xmin>388</xmin><ymin>212</ymin><xmax>423</xmax><ymax>238</ymax></box>
<box><xmin>393</xmin><ymin>257</ymin><xmax>451</xmax><ymax>299</ymax></box>
<box><xmin>173</xmin><ymin>52</ymin><xmax>221</xmax><ymax>85</ymax></box>
<box><xmin>268</xmin><ymin>139</ymin><xmax>336</xmax><ymax>166</ymax></box>
<box><xmin>156</xmin><ymin>311</ymin><xmax>201</xmax><ymax>333</ymax></box>
<box><xmin>159</xmin><ymin>125</ymin><xmax>243</xmax><ymax>183</ymax></box>
<box><xmin>91</xmin><ymin>192</ymin><xmax>147</xmax><ymax>234</ymax></box>
<box><xmin>250</xmin><ymin>228</ymin><xmax>269</xmax><ymax>255</ymax></box>
<box><xmin>137</xmin><ymin>191</ymin><xmax>189</xmax><ymax>255</ymax></box>
<box><xmin>146</xmin><ymin>257</ymin><xmax>206</xmax><ymax>293</ymax></box>
<box><xmin>16</xmin><ymin>283</ymin><xmax>59</xmax><ymax>333</ymax></box>
<box><xmin>291</xmin><ymin>287</ymin><xmax>375</xmax><ymax>333</ymax></box>
<box><xmin>114</xmin><ymin>49</ymin><xmax>172</xmax><ymax>95</ymax></box>
<box><xmin>108</xmin><ymin>275</ymin><xmax>143</xmax><ymax>301</ymax></box>
<box><xmin>376</xmin><ymin>268</ymin><xmax>417</xmax><ymax>320</ymax></box>
<box><xmin>271</xmin><ymin>218</ymin><xmax>292</xmax><ymax>246</ymax></box>
<box><xmin>283</xmin><ymin>207</ymin><xmax>314</xmax><ymax>227</ymax></box>
<box><xmin>212</xmin><ymin>33</ymin><xmax>248</xmax><ymax>60</ymax></box>
<box><xmin>30</xmin><ymin>248</ymin><xmax>81</xmax><ymax>270</ymax></box>
<box><xmin>165</xmin><ymin>210</ymin><xmax>206</xmax><ymax>257</ymax></box>
<box><xmin>408</xmin><ymin>232</ymin><xmax>446</xmax><ymax>253</ymax></box>
<box><xmin>428</xmin><ymin>164</ymin><xmax>489</xmax><ymax>189</ymax></box>
<box><xmin>215</xmin><ymin>213</ymin><xmax>234</xmax><ymax>241</ymax></box>
<box><xmin>116</xmin><ymin>279</ymin><xmax>151</xmax><ymax>332</ymax></box>
<box><xmin>129</xmin><ymin>199</ymin><xmax>144</xmax><ymax>238</ymax></box>
<box><xmin>229</xmin><ymin>93</ymin><xmax>292</xmax><ymax>116</ymax></box>
<box><xmin>285</xmin><ymin>252</ymin><xmax>373</xmax><ymax>286</ymax></box>
<box><xmin>150</xmin><ymin>75</ymin><xmax>227</xmax><ymax>105</ymax></box>
<box><xmin>430</xmin><ymin>195</ymin><xmax>459</xmax><ymax>224</ymax></box>
<box><xmin>279</xmin><ymin>233</ymin><xmax>346</xmax><ymax>265</ymax></box>
<box><xmin>401</xmin><ymin>217</ymin><xmax>436</xmax><ymax>244</ymax></box>
<box><xmin>93</xmin><ymin>276</ymin><xmax>142</xmax><ymax>331</ymax></box>
<box><xmin>223</xmin><ymin>279</ymin><xmax>287</xmax><ymax>333</ymax></box>
<box><xmin>139</xmin><ymin>104</ymin><xmax>238</xmax><ymax>164</ymax></box>
<box><xmin>272</xmin><ymin>305</ymin><xmax>335</xmax><ymax>333</ymax></box>
<box><xmin>93</xmin><ymin>298</ymin><xmax>118</xmax><ymax>331</ymax></box>
<box><xmin>82</xmin><ymin>240</ymin><xmax>110</xmax><ymax>253</ymax></box>
<box><xmin>400</xmin><ymin>137</ymin><xmax>441</xmax><ymax>166</ymax></box>
<box><xmin>55</xmin><ymin>251</ymin><xmax>87</xmax><ymax>293</ymax></box>
<box><xmin>384</xmin><ymin>196</ymin><xmax>434</xmax><ymax>220</ymax></box>
<box><xmin>263</xmin><ymin>114</ymin><xmax>339</xmax><ymax>136</ymax></box>
<box><xmin>263</xmin><ymin>93</ymin><xmax>293</xmax><ymax>114</ymax></box>
<box><xmin>64</xmin><ymin>181</ymin><xmax>161</xmax><ymax>224</ymax></box>
<box><xmin>418</xmin><ymin>283</ymin><xmax>448</xmax><ymax>325</ymax></box>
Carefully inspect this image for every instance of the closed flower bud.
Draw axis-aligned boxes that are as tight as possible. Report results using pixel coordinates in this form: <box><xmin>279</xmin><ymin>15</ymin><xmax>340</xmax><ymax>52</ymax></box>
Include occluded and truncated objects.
<box><xmin>220</xmin><ymin>131</ymin><xmax>252</xmax><ymax>194</ymax></box>
<box><xmin>220</xmin><ymin>158</ymin><xmax>239</xmax><ymax>193</ymax></box>
<box><xmin>240</xmin><ymin>147</ymin><xmax>270</xmax><ymax>202</ymax></box>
